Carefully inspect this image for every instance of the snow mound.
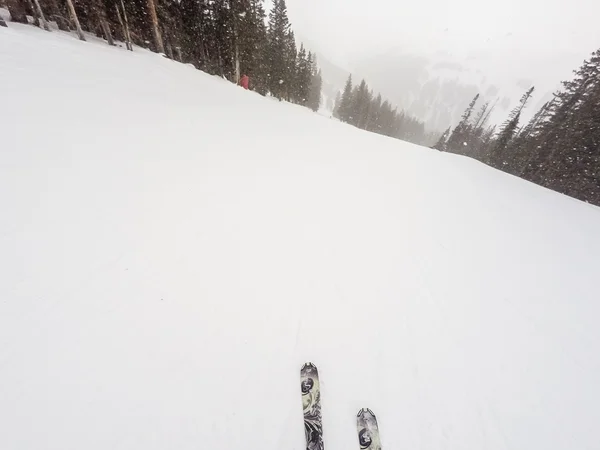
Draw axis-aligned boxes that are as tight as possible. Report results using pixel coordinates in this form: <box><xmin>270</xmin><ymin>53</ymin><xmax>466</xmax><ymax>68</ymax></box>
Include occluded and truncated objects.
<box><xmin>1</xmin><ymin>20</ymin><xmax>600</xmax><ymax>450</ymax></box>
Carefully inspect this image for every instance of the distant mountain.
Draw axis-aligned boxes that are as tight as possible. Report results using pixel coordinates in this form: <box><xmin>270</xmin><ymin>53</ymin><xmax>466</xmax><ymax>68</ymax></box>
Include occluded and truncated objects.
<box><xmin>351</xmin><ymin>48</ymin><xmax>563</xmax><ymax>133</ymax></box>
<box><xmin>302</xmin><ymin>33</ymin><xmax>590</xmax><ymax>135</ymax></box>
<box><xmin>316</xmin><ymin>49</ymin><xmax>590</xmax><ymax>136</ymax></box>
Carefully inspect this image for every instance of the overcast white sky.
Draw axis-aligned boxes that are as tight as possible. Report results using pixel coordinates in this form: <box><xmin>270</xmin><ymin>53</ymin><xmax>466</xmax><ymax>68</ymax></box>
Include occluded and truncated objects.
<box><xmin>280</xmin><ymin>0</ymin><xmax>599</xmax><ymax>57</ymax></box>
<box><xmin>271</xmin><ymin>0</ymin><xmax>600</xmax><ymax>86</ymax></box>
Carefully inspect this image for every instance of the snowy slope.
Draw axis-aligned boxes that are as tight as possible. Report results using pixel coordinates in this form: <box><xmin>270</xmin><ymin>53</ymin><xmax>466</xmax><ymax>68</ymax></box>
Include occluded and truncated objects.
<box><xmin>2</xmin><ymin>20</ymin><xmax>600</xmax><ymax>450</ymax></box>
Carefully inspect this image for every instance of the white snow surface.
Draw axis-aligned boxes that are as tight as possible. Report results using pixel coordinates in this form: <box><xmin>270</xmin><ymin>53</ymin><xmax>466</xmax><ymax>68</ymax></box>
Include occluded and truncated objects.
<box><xmin>2</xmin><ymin>21</ymin><xmax>600</xmax><ymax>450</ymax></box>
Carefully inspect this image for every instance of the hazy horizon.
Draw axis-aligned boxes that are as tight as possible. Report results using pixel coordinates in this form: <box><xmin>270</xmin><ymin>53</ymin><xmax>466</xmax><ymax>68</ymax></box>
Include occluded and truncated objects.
<box><xmin>266</xmin><ymin>0</ymin><xmax>600</xmax><ymax>130</ymax></box>
<box><xmin>271</xmin><ymin>0</ymin><xmax>600</xmax><ymax>90</ymax></box>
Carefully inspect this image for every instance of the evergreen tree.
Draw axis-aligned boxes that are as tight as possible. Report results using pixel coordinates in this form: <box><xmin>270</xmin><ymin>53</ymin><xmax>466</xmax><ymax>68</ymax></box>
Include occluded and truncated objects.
<box><xmin>432</xmin><ymin>127</ymin><xmax>450</xmax><ymax>151</ymax></box>
<box><xmin>489</xmin><ymin>86</ymin><xmax>534</xmax><ymax>167</ymax></box>
<box><xmin>307</xmin><ymin>64</ymin><xmax>322</xmax><ymax>112</ymax></box>
<box><xmin>446</xmin><ymin>93</ymin><xmax>479</xmax><ymax>153</ymax></box>
<box><xmin>352</xmin><ymin>79</ymin><xmax>370</xmax><ymax>128</ymax></box>
<box><xmin>472</xmin><ymin>101</ymin><xmax>490</xmax><ymax>131</ymax></box>
<box><xmin>179</xmin><ymin>0</ymin><xmax>208</xmax><ymax>68</ymax></box>
<box><xmin>368</xmin><ymin>93</ymin><xmax>382</xmax><ymax>132</ymax></box>
<box><xmin>491</xmin><ymin>113</ymin><xmax>521</xmax><ymax>167</ymax></box>
<box><xmin>267</xmin><ymin>0</ymin><xmax>291</xmax><ymax>99</ymax></box>
<box><xmin>334</xmin><ymin>72</ymin><xmax>438</xmax><ymax>145</ymax></box>
<box><xmin>510</xmin><ymin>100</ymin><xmax>553</xmax><ymax>174</ymax></box>
<box><xmin>283</xmin><ymin>29</ymin><xmax>297</xmax><ymax>100</ymax></box>
<box><xmin>338</xmin><ymin>75</ymin><xmax>353</xmax><ymax>122</ymax></box>
<box><xmin>245</xmin><ymin>0</ymin><xmax>269</xmax><ymax>94</ymax></box>
<box><xmin>333</xmin><ymin>91</ymin><xmax>342</xmax><ymax>118</ymax></box>
<box><xmin>530</xmin><ymin>51</ymin><xmax>600</xmax><ymax>201</ymax></box>
<box><xmin>295</xmin><ymin>45</ymin><xmax>310</xmax><ymax>105</ymax></box>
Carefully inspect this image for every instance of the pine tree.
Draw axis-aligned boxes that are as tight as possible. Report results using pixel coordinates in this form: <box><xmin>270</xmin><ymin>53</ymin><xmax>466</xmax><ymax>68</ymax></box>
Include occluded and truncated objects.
<box><xmin>356</xmin><ymin>80</ymin><xmax>372</xmax><ymax>129</ymax></box>
<box><xmin>524</xmin><ymin>55</ymin><xmax>599</xmax><ymax>189</ymax></box>
<box><xmin>491</xmin><ymin>113</ymin><xmax>521</xmax><ymax>167</ymax></box>
<box><xmin>511</xmin><ymin>101</ymin><xmax>553</xmax><ymax>175</ymax></box>
<box><xmin>267</xmin><ymin>0</ymin><xmax>291</xmax><ymax>99</ymax></box>
<box><xmin>432</xmin><ymin>127</ymin><xmax>450</xmax><ymax>151</ymax></box>
<box><xmin>179</xmin><ymin>0</ymin><xmax>207</xmax><ymax>67</ymax></box>
<box><xmin>283</xmin><ymin>29</ymin><xmax>297</xmax><ymax>100</ymax></box>
<box><xmin>294</xmin><ymin>45</ymin><xmax>309</xmax><ymax>104</ymax></box>
<box><xmin>338</xmin><ymin>75</ymin><xmax>353</xmax><ymax>122</ymax></box>
<box><xmin>446</xmin><ymin>93</ymin><xmax>479</xmax><ymax>153</ymax></box>
<box><xmin>471</xmin><ymin>101</ymin><xmax>490</xmax><ymax>132</ymax></box>
<box><xmin>349</xmin><ymin>79</ymin><xmax>369</xmax><ymax>127</ymax></box>
<box><xmin>534</xmin><ymin>52</ymin><xmax>600</xmax><ymax>201</ymax></box>
<box><xmin>333</xmin><ymin>91</ymin><xmax>342</xmax><ymax>118</ymax></box>
<box><xmin>307</xmin><ymin>64</ymin><xmax>322</xmax><ymax>112</ymax></box>
<box><xmin>369</xmin><ymin>93</ymin><xmax>382</xmax><ymax>132</ymax></box>
<box><xmin>489</xmin><ymin>87</ymin><xmax>534</xmax><ymax>168</ymax></box>
<box><xmin>237</xmin><ymin>0</ymin><xmax>269</xmax><ymax>93</ymax></box>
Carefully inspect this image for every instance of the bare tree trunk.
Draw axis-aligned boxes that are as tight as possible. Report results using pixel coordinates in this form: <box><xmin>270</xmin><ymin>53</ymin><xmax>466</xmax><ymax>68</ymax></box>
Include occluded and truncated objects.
<box><xmin>115</xmin><ymin>2</ymin><xmax>132</xmax><ymax>50</ymax></box>
<box><xmin>165</xmin><ymin>36</ymin><xmax>174</xmax><ymax>59</ymax></box>
<box><xmin>100</xmin><ymin>19</ymin><xmax>114</xmax><ymax>45</ymax></box>
<box><xmin>146</xmin><ymin>0</ymin><xmax>164</xmax><ymax>53</ymax></box>
<box><xmin>64</xmin><ymin>0</ymin><xmax>85</xmax><ymax>41</ymax></box>
<box><xmin>234</xmin><ymin>43</ymin><xmax>240</xmax><ymax>84</ymax></box>
<box><xmin>120</xmin><ymin>0</ymin><xmax>133</xmax><ymax>50</ymax></box>
<box><xmin>90</xmin><ymin>0</ymin><xmax>114</xmax><ymax>45</ymax></box>
<box><xmin>174</xmin><ymin>46</ymin><xmax>182</xmax><ymax>62</ymax></box>
<box><xmin>231</xmin><ymin>10</ymin><xmax>240</xmax><ymax>84</ymax></box>
<box><xmin>25</xmin><ymin>0</ymin><xmax>40</xmax><ymax>26</ymax></box>
<box><xmin>32</xmin><ymin>0</ymin><xmax>50</xmax><ymax>30</ymax></box>
<box><xmin>6</xmin><ymin>0</ymin><xmax>28</xmax><ymax>23</ymax></box>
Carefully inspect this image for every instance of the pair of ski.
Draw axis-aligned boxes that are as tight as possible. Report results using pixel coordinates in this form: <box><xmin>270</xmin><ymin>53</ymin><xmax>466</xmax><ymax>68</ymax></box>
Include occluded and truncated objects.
<box><xmin>300</xmin><ymin>362</ymin><xmax>382</xmax><ymax>450</ymax></box>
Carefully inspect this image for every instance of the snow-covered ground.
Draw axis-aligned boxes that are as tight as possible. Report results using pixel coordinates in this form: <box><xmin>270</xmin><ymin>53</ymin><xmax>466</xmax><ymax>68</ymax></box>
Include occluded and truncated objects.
<box><xmin>2</xmin><ymin>19</ymin><xmax>600</xmax><ymax>450</ymax></box>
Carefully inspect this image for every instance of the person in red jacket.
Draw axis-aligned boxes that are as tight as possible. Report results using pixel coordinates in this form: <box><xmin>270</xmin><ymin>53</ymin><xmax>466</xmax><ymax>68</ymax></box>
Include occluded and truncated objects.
<box><xmin>239</xmin><ymin>74</ymin><xmax>249</xmax><ymax>90</ymax></box>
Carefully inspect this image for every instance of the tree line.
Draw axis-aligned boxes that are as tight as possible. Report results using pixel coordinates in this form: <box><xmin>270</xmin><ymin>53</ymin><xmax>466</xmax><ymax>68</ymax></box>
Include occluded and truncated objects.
<box><xmin>333</xmin><ymin>75</ymin><xmax>439</xmax><ymax>146</ymax></box>
<box><xmin>2</xmin><ymin>0</ymin><xmax>322</xmax><ymax>110</ymax></box>
<box><xmin>435</xmin><ymin>50</ymin><xmax>600</xmax><ymax>206</ymax></box>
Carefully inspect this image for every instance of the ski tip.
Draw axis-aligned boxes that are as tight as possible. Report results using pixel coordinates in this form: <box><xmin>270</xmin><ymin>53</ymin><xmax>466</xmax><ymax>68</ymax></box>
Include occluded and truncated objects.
<box><xmin>301</xmin><ymin>362</ymin><xmax>317</xmax><ymax>371</ymax></box>
<box><xmin>357</xmin><ymin>408</ymin><xmax>376</xmax><ymax>418</ymax></box>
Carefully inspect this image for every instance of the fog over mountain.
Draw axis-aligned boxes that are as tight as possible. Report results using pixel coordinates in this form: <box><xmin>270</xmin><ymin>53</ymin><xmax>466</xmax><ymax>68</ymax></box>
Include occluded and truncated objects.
<box><xmin>279</xmin><ymin>0</ymin><xmax>600</xmax><ymax>132</ymax></box>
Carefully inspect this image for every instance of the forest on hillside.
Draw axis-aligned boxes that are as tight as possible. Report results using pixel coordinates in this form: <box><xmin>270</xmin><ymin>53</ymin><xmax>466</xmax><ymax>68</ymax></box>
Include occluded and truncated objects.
<box><xmin>2</xmin><ymin>0</ymin><xmax>597</xmax><ymax>205</ymax></box>
<box><xmin>1</xmin><ymin>0</ymin><xmax>436</xmax><ymax>145</ymax></box>
<box><xmin>332</xmin><ymin>75</ymin><xmax>439</xmax><ymax>145</ymax></box>
<box><xmin>434</xmin><ymin>51</ymin><xmax>600</xmax><ymax>206</ymax></box>
<box><xmin>2</xmin><ymin>0</ymin><xmax>323</xmax><ymax>110</ymax></box>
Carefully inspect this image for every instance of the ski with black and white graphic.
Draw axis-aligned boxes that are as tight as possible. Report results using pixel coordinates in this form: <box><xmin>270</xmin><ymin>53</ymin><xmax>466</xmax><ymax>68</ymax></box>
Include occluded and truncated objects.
<box><xmin>357</xmin><ymin>408</ymin><xmax>382</xmax><ymax>450</ymax></box>
<box><xmin>300</xmin><ymin>362</ymin><xmax>324</xmax><ymax>450</ymax></box>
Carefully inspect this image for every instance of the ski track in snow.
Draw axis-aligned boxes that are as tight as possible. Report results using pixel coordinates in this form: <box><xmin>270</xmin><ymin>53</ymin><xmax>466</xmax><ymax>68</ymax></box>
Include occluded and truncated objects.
<box><xmin>1</xmin><ymin>16</ymin><xmax>600</xmax><ymax>450</ymax></box>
